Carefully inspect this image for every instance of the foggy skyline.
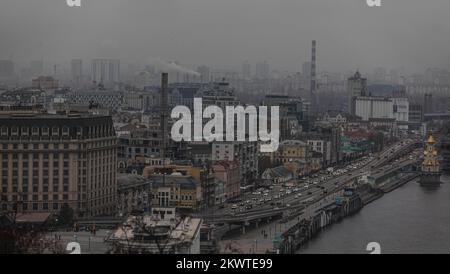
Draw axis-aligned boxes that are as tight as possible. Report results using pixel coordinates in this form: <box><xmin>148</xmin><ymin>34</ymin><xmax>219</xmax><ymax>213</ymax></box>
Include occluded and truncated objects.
<box><xmin>1</xmin><ymin>0</ymin><xmax>450</xmax><ymax>73</ymax></box>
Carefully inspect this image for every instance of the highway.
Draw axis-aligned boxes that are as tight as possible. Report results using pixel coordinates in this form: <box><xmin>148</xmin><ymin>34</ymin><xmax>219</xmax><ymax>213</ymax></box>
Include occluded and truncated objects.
<box><xmin>204</xmin><ymin>137</ymin><xmax>421</xmax><ymax>224</ymax></box>
<box><xmin>218</xmin><ymin>138</ymin><xmax>422</xmax><ymax>253</ymax></box>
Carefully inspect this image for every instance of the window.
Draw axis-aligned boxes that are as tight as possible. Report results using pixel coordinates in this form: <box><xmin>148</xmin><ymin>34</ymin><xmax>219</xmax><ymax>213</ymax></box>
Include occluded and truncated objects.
<box><xmin>52</xmin><ymin>127</ymin><xmax>59</xmax><ymax>136</ymax></box>
<box><xmin>32</xmin><ymin>127</ymin><xmax>39</xmax><ymax>136</ymax></box>
<box><xmin>11</xmin><ymin>127</ymin><xmax>18</xmax><ymax>136</ymax></box>
<box><xmin>21</xmin><ymin>127</ymin><xmax>28</xmax><ymax>136</ymax></box>
<box><xmin>62</xmin><ymin>127</ymin><xmax>69</xmax><ymax>136</ymax></box>
<box><xmin>42</xmin><ymin>127</ymin><xmax>49</xmax><ymax>136</ymax></box>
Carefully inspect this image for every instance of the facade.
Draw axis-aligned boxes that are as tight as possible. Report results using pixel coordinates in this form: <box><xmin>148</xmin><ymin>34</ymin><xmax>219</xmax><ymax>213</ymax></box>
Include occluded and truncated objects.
<box><xmin>409</xmin><ymin>104</ymin><xmax>423</xmax><ymax>123</ymax></box>
<box><xmin>355</xmin><ymin>97</ymin><xmax>394</xmax><ymax>121</ymax></box>
<box><xmin>273</xmin><ymin>140</ymin><xmax>310</xmax><ymax>164</ymax></box>
<box><xmin>66</xmin><ymin>90</ymin><xmax>124</xmax><ymax>110</ymax></box>
<box><xmin>123</xmin><ymin>90</ymin><xmax>160</xmax><ymax>111</ymax></box>
<box><xmin>391</xmin><ymin>97</ymin><xmax>409</xmax><ymax>122</ymax></box>
<box><xmin>212</xmin><ymin>161</ymin><xmax>240</xmax><ymax>200</ymax></box>
<box><xmin>117</xmin><ymin>173</ymin><xmax>150</xmax><ymax>216</ymax></box>
<box><xmin>212</xmin><ymin>141</ymin><xmax>258</xmax><ymax>187</ymax></box>
<box><xmin>0</xmin><ymin>111</ymin><xmax>118</xmax><ymax>217</ymax></box>
<box><xmin>347</xmin><ymin>71</ymin><xmax>367</xmax><ymax>115</ymax></box>
<box><xmin>32</xmin><ymin>76</ymin><xmax>59</xmax><ymax>90</ymax></box>
<box><xmin>71</xmin><ymin>59</ymin><xmax>83</xmax><ymax>85</ymax></box>
<box><xmin>355</xmin><ymin>96</ymin><xmax>409</xmax><ymax>123</ymax></box>
<box><xmin>92</xmin><ymin>59</ymin><xmax>120</xmax><ymax>84</ymax></box>
<box><xmin>149</xmin><ymin>175</ymin><xmax>201</xmax><ymax>210</ymax></box>
<box><xmin>199</xmin><ymin>81</ymin><xmax>240</xmax><ymax>109</ymax></box>
<box><xmin>197</xmin><ymin>66</ymin><xmax>211</xmax><ymax>83</ymax></box>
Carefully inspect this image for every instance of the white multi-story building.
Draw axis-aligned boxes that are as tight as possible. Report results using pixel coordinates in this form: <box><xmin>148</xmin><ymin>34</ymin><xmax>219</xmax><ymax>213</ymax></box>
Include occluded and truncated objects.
<box><xmin>355</xmin><ymin>97</ymin><xmax>394</xmax><ymax>121</ymax></box>
<box><xmin>92</xmin><ymin>59</ymin><xmax>120</xmax><ymax>84</ymax></box>
<box><xmin>392</xmin><ymin>97</ymin><xmax>409</xmax><ymax>122</ymax></box>
<box><xmin>355</xmin><ymin>96</ymin><xmax>409</xmax><ymax>123</ymax></box>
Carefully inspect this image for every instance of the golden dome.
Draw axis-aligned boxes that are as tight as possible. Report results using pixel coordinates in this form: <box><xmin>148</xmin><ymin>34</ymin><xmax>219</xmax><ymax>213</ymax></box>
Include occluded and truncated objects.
<box><xmin>427</xmin><ymin>132</ymin><xmax>435</xmax><ymax>144</ymax></box>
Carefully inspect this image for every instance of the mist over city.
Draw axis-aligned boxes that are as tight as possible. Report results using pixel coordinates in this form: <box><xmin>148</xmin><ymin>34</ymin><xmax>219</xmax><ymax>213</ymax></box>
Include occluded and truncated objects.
<box><xmin>1</xmin><ymin>0</ymin><xmax>450</xmax><ymax>258</ymax></box>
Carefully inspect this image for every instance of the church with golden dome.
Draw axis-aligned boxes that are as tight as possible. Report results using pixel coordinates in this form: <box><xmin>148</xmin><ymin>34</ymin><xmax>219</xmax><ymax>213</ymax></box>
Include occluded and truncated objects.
<box><xmin>420</xmin><ymin>131</ymin><xmax>442</xmax><ymax>187</ymax></box>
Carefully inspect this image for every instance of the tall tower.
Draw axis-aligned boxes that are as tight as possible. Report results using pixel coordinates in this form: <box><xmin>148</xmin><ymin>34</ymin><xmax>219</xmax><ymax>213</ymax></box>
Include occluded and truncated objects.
<box><xmin>310</xmin><ymin>40</ymin><xmax>317</xmax><ymax>114</ymax></box>
<box><xmin>420</xmin><ymin>131</ymin><xmax>442</xmax><ymax>187</ymax></box>
<box><xmin>160</xmin><ymin>73</ymin><xmax>169</xmax><ymax>159</ymax></box>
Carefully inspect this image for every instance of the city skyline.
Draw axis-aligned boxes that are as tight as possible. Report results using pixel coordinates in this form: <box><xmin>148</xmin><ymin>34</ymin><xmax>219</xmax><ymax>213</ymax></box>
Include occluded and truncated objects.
<box><xmin>1</xmin><ymin>0</ymin><xmax>450</xmax><ymax>73</ymax></box>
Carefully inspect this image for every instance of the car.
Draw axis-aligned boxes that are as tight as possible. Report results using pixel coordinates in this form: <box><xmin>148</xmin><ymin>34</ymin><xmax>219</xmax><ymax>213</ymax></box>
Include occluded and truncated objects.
<box><xmin>295</xmin><ymin>194</ymin><xmax>301</xmax><ymax>198</ymax></box>
<box><xmin>274</xmin><ymin>195</ymin><xmax>279</xmax><ymax>199</ymax></box>
<box><xmin>286</xmin><ymin>204</ymin><xmax>291</xmax><ymax>207</ymax></box>
<box><xmin>231</xmin><ymin>204</ymin><xmax>238</xmax><ymax>210</ymax></box>
<box><xmin>307</xmin><ymin>191</ymin><xmax>312</xmax><ymax>195</ymax></box>
<box><xmin>286</xmin><ymin>190</ymin><xmax>291</xmax><ymax>195</ymax></box>
<box><xmin>304</xmin><ymin>185</ymin><xmax>309</xmax><ymax>188</ymax></box>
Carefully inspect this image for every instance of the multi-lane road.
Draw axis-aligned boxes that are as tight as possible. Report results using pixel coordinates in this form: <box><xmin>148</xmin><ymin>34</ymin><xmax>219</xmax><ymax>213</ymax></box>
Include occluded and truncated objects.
<box><xmin>205</xmin><ymin>137</ymin><xmax>420</xmax><ymax>223</ymax></box>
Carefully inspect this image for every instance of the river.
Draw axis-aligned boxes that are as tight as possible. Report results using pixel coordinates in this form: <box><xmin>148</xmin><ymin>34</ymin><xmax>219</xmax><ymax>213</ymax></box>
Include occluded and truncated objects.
<box><xmin>297</xmin><ymin>175</ymin><xmax>450</xmax><ymax>254</ymax></box>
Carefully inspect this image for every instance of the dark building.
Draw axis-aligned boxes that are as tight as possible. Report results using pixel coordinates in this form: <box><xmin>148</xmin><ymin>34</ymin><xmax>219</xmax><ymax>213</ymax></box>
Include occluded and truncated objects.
<box><xmin>409</xmin><ymin>103</ymin><xmax>423</xmax><ymax>123</ymax></box>
<box><xmin>0</xmin><ymin>109</ymin><xmax>118</xmax><ymax>217</ymax></box>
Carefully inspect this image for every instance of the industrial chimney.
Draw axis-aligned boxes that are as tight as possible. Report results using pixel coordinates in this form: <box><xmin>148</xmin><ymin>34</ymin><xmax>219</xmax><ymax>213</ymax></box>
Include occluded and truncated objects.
<box><xmin>160</xmin><ymin>73</ymin><xmax>169</xmax><ymax>159</ymax></box>
<box><xmin>310</xmin><ymin>40</ymin><xmax>317</xmax><ymax>114</ymax></box>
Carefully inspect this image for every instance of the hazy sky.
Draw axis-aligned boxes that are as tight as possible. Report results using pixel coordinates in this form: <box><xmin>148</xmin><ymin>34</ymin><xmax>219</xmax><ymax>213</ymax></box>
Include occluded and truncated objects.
<box><xmin>1</xmin><ymin>0</ymin><xmax>450</xmax><ymax>73</ymax></box>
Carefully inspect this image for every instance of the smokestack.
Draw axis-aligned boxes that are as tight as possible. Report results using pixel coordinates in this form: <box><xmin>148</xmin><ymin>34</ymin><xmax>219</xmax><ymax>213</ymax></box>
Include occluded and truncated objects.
<box><xmin>161</xmin><ymin>73</ymin><xmax>168</xmax><ymax>159</ymax></box>
<box><xmin>161</xmin><ymin>72</ymin><xmax>168</xmax><ymax>108</ymax></box>
<box><xmin>310</xmin><ymin>40</ymin><xmax>317</xmax><ymax>114</ymax></box>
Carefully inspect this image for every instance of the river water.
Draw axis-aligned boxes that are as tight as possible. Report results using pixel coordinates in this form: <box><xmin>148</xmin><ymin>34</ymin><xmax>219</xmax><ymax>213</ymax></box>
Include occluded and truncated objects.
<box><xmin>297</xmin><ymin>175</ymin><xmax>450</xmax><ymax>254</ymax></box>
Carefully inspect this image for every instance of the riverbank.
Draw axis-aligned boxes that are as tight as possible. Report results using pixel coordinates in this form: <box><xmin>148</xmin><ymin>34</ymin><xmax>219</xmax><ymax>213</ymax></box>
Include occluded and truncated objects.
<box><xmin>274</xmin><ymin>173</ymin><xmax>419</xmax><ymax>254</ymax></box>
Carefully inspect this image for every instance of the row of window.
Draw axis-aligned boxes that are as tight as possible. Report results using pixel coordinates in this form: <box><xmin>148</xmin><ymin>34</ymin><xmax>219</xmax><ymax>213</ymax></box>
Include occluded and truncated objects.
<box><xmin>0</xmin><ymin>125</ymin><xmax>114</xmax><ymax>138</ymax></box>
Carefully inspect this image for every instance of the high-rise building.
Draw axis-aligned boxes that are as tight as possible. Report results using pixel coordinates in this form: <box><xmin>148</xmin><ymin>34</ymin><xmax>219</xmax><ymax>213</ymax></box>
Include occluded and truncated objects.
<box><xmin>0</xmin><ymin>109</ymin><xmax>118</xmax><ymax>217</ymax></box>
<box><xmin>92</xmin><ymin>59</ymin><xmax>120</xmax><ymax>84</ymax></box>
<box><xmin>347</xmin><ymin>71</ymin><xmax>367</xmax><ymax>115</ymax></box>
<box><xmin>0</xmin><ymin>60</ymin><xmax>14</xmax><ymax>77</ymax></box>
<box><xmin>197</xmin><ymin>65</ymin><xmax>211</xmax><ymax>83</ymax></box>
<box><xmin>255</xmin><ymin>61</ymin><xmax>270</xmax><ymax>79</ymax></box>
<box><xmin>242</xmin><ymin>61</ymin><xmax>251</xmax><ymax>79</ymax></box>
<box><xmin>71</xmin><ymin>59</ymin><xmax>82</xmax><ymax>84</ymax></box>
<box><xmin>424</xmin><ymin>93</ymin><xmax>433</xmax><ymax>115</ymax></box>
